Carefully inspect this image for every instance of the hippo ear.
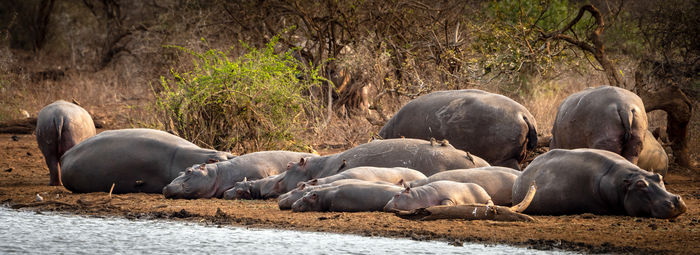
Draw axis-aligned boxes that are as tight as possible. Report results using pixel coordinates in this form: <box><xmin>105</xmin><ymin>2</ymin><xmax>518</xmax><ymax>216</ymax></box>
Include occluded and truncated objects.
<box><xmin>186</xmin><ymin>168</ymin><xmax>194</xmax><ymax>174</ymax></box>
<box><xmin>298</xmin><ymin>183</ymin><xmax>306</xmax><ymax>190</ymax></box>
<box><xmin>299</xmin><ymin>157</ymin><xmax>306</xmax><ymax>166</ymax></box>
<box><xmin>207</xmin><ymin>158</ymin><xmax>219</xmax><ymax>164</ymax></box>
<box><xmin>242</xmin><ymin>177</ymin><xmax>247</xmax><ymax>182</ymax></box>
<box><xmin>308</xmin><ymin>179</ymin><xmax>318</xmax><ymax>185</ymax></box>
<box><xmin>465</xmin><ymin>152</ymin><xmax>474</xmax><ymax>162</ymax></box>
<box><xmin>309</xmin><ymin>193</ymin><xmax>318</xmax><ymax>202</ymax></box>
<box><xmin>337</xmin><ymin>160</ymin><xmax>346</xmax><ymax>171</ymax></box>
<box><xmin>199</xmin><ymin>164</ymin><xmax>206</xmax><ymax>170</ymax></box>
<box><xmin>402</xmin><ymin>187</ymin><xmax>411</xmax><ymax>193</ymax></box>
<box><xmin>397</xmin><ymin>179</ymin><xmax>407</xmax><ymax>188</ymax></box>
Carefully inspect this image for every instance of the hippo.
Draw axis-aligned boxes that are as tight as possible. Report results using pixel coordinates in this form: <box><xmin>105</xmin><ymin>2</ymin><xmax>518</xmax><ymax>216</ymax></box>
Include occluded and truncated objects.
<box><xmin>550</xmin><ymin>86</ymin><xmax>648</xmax><ymax>164</ymax></box>
<box><xmin>278</xmin><ymin>179</ymin><xmax>396</xmax><ymax>210</ymax></box>
<box><xmin>512</xmin><ymin>148</ymin><xmax>686</xmax><ymax>219</ymax></box>
<box><xmin>407</xmin><ymin>167</ymin><xmax>519</xmax><ymax>205</ymax></box>
<box><xmin>301</xmin><ymin>166</ymin><xmax>427</xmax><ymax>187</ymax></box>
<box><xmin>60</xmin><ymin>128</ymin><xmax>234</xmax><ymax>193</ymax></box>
<box><xmin>274</xmin><ymin>138</ymin><xmax>490</xmax><ymax>196</ymax></box>
<box><xmin>378</xmin><ymin>89</ymin><xmax>537</xmax><ymax>170</ymax></box>
<box><xmin>223</xmin><ymin>173</ymin><xmax>284</xmax><ymax>200</ymax></box>
<box><xmin>162</xmin><ymin>151</ymin><xmax>316</xmax><ymax>199</ymax></box>
<box><xmin>638</xmin><ymin>130</ymin><xmax>669</xmax><ymax>177</ymax></box>
<box><xmin>291</xmin><ymin>181</ymin><xmax>404</xmax><ymax>212</ymax></box>
<box><xmin>383</xmin><ymin>181</ymin><xmax>493</xmax><ymax>212</ymax></box>
<box><xmin>35</xmin><ymin>100</ymin><xmax>96</xmax><ymax>186</ymax></box>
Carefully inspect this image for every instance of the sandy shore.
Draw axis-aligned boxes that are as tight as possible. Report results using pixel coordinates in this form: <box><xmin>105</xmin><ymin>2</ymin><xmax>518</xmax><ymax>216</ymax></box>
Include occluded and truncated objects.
<box><xmin>1</xmin><ymin>133</ymin><xmax>698</xmax><ymax>254</ymax></box>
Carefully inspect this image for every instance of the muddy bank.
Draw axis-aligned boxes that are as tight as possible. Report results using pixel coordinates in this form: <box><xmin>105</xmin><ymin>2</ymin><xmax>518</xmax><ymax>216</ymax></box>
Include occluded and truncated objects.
<box><xmin>1</xmin><ymin>133</ymin><xmax>699</xmax><ymax>254</ymax></box>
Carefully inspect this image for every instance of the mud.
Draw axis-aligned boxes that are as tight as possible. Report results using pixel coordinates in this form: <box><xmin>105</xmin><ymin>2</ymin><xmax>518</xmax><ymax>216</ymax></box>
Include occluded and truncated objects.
<box><xmin>1</xmin><ymin>133</ymin><xmax>699</xmax><ymax>254</ymax></box>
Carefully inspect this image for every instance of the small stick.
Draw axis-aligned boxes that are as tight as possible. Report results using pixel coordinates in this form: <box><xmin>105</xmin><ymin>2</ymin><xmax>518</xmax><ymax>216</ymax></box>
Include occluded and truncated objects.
<box><xmin>109</xmin><ymin>183</ymin><xmax>115</xmax><ymax>199</ymax></box>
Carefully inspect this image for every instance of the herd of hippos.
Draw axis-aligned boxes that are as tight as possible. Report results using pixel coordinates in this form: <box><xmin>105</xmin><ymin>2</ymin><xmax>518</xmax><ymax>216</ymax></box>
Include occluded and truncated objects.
<box><xmin>34</xmin><ymin>86</ymin><xmax>686</xmax><ymax>220</ymax></box>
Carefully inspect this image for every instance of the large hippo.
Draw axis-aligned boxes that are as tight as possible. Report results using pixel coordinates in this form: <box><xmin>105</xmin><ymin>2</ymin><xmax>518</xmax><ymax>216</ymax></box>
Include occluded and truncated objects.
<box><xmin>36</xmin><ymin>100</ymin><xmax>96</xmax><ymax>186</ymax></box>
<box><xmin>279</xmin><ymin>179</ymin><xmax>396</xmax><ymax>210</ymax></box>
<box><xmin>291</xmin><ymin>181</ymin><xmax>404</xmax><ymax>212</ymax></box>
<box><xmin>512</xmin><ymin>148</ymin><xmax>686</xmax><ymax>219</ymax></box>
<box><xmin>60</xmin><ymin>128</ymin><xmax>234</xmax><ymax>193</ymax></box>
<box><xmin>550</xmin><ymin>86</ymin><xmax>648</xmax><ymax>164</ymax></box>
<box><xmin>274</xmin><ymin>138</ymin><xmax>490</xmax><ymax>196</ymax></box>
<box><xmin>378</xmin><ymin>89</ymin><xmax>537</xmax><ymax>169</ymax></box>
<box><xmin>383</xmin><ymin>181</ymin><xmax>493</xmax><ymax>212</ymax></box>
<box><xmin>301</xmin><ymin>166</ymin><xmax>427</xmax><ymax>187</ymax></box>
<box><xmin>407</xmin><ymin>167</ymin><xmax>519</xmax><ymax>205</ymax></box>
<box><xmin>638</xmin><ymin>130</ymin><xmax>669</xmax><ymax>177</ymax></box>
<box><xmin>223</xmin><ymin>173</ymin><xmax>283</xmax><ymax>200</ymax></box>
<box><xmin>162</xmin><ymin>151</ymin><xmax>316</xmax><ymax>199</ymax></box>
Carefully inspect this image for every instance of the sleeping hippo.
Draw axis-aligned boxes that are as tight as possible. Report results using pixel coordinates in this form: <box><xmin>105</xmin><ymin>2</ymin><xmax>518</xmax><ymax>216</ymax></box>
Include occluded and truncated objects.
<box><xmin>550</xmin><ymin>86</ymin><xmax>648</xmax><ymax>164</ymax></box>
<box><xmin>512</xmin><ymin>148</ymin><xmax>686</xmax><ymax>219</ymax></box>
<box><xmin>407</xmin><ymin>167</ymin><xmax>519</xmax><ymax>205</ymax></box>
<box><xmin>638</xmin><ymin>130</ymin><xmax>669</xmax><ymax>177</ymax></box>
<box><xmin>162</xmin><ymin>151</ymin><xmax>316</xmax><ymax>199</ymax></box>
<box><xmin>378</xmin><ymin>89</ymin><xmax>537</xmax><ymax>169</ymax></box>
<box><xmin>223</xmin><ymin>173</ymin><xmax>283</xmax><ymax>200</ymax></box>
<box><xmin>274</xmin><ymin>138</ymin><xmax>489</xmax><ymax>196</ymax></box>
<box><xmin>301</xmin><ymin>166</ymin><xmax>427</xmax><ymax>187</ymax></box>
<box><xmin>36</xmin><ymin>100</ymin><xmax>96</xmax><ymax>186</ymax></box>
<box><xmin>383</xmin><ymin>181</ymin><xmax>493</xmax><ymax>212</ymax></box>
<box><xmin>291</xmin><ymin>181</ymin><xmax>404</xmax><ymax>212</ymax></box>
<box><xmin>60</xmin><ymin>128</ymin><xmax>234</xmax><ymax>193</ymax></box>
<box><xmin>279</xmin><ymin>179</ymin><xmax>397</xmax><ymax>210</ymax></box>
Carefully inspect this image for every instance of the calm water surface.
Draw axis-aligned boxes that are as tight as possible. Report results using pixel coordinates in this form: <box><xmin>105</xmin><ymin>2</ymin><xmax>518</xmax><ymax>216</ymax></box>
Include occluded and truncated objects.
<box><xmin>0</xmin><ymin>207</ymin><xmax>573</xmax><ymax>254</ymax></box>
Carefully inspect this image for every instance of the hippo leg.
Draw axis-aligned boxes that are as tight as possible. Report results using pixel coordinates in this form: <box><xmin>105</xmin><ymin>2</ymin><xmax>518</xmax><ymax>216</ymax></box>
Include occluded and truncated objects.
<box><xmin>42</xmin><ymin>150</ymin><xmax>61</xmax><ymax>186</ymax></box>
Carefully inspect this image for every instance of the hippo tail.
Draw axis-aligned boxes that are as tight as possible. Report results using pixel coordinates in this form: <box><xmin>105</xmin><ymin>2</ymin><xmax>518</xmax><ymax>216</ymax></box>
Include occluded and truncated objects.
<box><xmin>54</xmin><ymin>116</ymin><xmax>64</xmax><ymax>145</ymax></box>
<box><xmin>524</xmin><ymin>116</ymin><xmax>537</xmax><ymax>151</ymax></box>
<box><xmin>618</xmin><ymin>106</ymin><xmax>632</xmax><ymax>143</ymax></box>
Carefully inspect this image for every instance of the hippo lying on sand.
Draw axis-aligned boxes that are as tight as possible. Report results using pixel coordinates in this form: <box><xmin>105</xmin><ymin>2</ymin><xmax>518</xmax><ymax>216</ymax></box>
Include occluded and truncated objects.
<box><xmin>550</xmin><ymin>86</ymin><xmax>648</xmax><ymax>164</ymax></box>
<box><xmin>36</xmin><ymin>100</ymin><xmax>96</xmax><ymax>186</ymax></box>
<box><xmin>637</xmin><ymin>130</ymin><xmax>669</xmax><ymax>177</ymax></box>
<box><xmin>379</xmin><ymin>89</ymin><xmax>537</xmax><ymax>169</ymax></box>
<box><xmin>223</xmin><ymin>173</ymin><xmax>283</xmax><ymax>200</ymax></box>
<box><xmin>275</xmin><ymin>138</ymin><xmax>489</xmax><ymax>196</ymax></box>
<box><xmin>383</xmin><ymin>181</ymin><xmax>493</xmax><ymax>212</ymax></box>
<box><xmin>279</xmin><ymin>179</ymin><xmax>396</xmax><ymax>210</ymax></box>
<box><xmin>512</xmin><ymin>148</ymin><xmax>686</xmax><ymax>219</ymax></box>
<box><xmin>162</xmin><ymin>151</ymin><xmax>316</xmax><ymax>199</ymax></box>
<box><xmin>408</xmin><ymin>167</ymin><xmax>519</xmax><ymax>205</ymax></box>
<box><xmin>61</xmin><ymin>128</ymin><xmax>234</xmax><ymax>193</ymax></box>
<box><xmin>301</xmin><ymin>166</ymin><xmax>427</xmax><ymax>187</ymax></box>
<box><xmin>291</xmin><ymin>181</ymin><xmax>404</xmax><ymax>212</ymax></box>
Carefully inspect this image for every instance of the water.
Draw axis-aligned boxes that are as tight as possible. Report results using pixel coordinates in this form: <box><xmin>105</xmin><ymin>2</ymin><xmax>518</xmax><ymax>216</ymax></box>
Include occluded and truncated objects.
<box><xmin>0</xmin><ymin>207</ymin><xmax>572</xmax><ymax>254</ymax></box>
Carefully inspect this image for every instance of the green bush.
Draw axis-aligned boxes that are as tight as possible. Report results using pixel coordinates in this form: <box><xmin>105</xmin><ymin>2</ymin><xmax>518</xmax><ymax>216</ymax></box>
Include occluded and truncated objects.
<box><xmin>155</xmin><ymin>36</ymin><xmax>325</xmax><ymax>152</ymax></box>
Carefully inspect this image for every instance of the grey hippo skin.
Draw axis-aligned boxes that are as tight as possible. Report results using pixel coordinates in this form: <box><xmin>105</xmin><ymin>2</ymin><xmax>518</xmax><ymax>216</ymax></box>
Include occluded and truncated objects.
<box><xmin>637</xmin><ymin>130</ymin><xmax>669</xmax><ymax>178</ymax></box>
<box><xmin>60</xmin><ymin>128</ymin><xmax>234</xmax><ymax>193</ymax></box>
<box><xmin>279</xmin><ymin>179</ymin><xmax>396</xmax><ymax>210</ymax></box>
<box><xmin>301</xmin><ymin>166</ymin><xmax>427</xmax><ymax>187</ymax></box>
<box><xmin>550</xmin><ymin>86</ymin><xmax>648</xmax><ymax>165</ymax></box>
<box><xmin>36</xmin><ymin>100</ymin><xmax>96</xmax><ymax>186</ymax></box>
<box><xmin>291</xmin><ymin>181</ymin><xmax>404</xmax><ymax>212</ymax></box>
<box><xmin>274</xmin><ymin>138</ymin><xmax>489</xmax><ymax>196</ymax></box>
<box><xmin>383</xmin><ymin>181</ymin><xmax>492</xmax><ymax>212</ymax></box>
<box><xmin>378</xmin><ymin>89</ymin><xmax>537</xmax><ymax>170</ymax></box>
<box><xmin>163</xmin><ymin>151</ymin><xmax>316</xmax><ymax>199</ymax></box>
<box><xmin>512</xmin><ymin>148</ymin><xmax>686</xmax><ymax>219</ymax></box>
<box><xmin>408</xmin><ymin>167</ymin><xmax>519</xmax><ymax>206</ymax></box>
<box><xmin>223</xmin><ymin>173</ymin><xmax>283</xmax><ymax>200</ymax></box>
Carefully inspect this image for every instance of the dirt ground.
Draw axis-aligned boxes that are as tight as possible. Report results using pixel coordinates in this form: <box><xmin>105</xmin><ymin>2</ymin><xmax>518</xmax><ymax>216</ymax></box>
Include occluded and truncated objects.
<box><xmin>1</xmin><ymin>132</ymin><xmax>699</xmax><ymax>254</ymax></box>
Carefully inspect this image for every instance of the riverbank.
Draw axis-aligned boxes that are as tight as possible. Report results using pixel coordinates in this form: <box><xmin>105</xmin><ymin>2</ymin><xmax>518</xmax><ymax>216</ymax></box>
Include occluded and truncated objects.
<box><xmin>1</xmin><ymin>133</ymin><xmax>699</xmax><ymax>254</ymax></box>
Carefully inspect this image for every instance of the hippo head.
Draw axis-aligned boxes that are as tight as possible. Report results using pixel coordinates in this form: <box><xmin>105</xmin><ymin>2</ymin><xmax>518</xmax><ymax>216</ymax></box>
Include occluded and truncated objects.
<box><xmin>622</xmin><ymin>173</ymin><xmax>687</xmax><ymax>219</ymax></box>
<box><xmin>278</xmin><ymin>184</ymin><xmax>308</xmax><ymax>210</ymax></box>
<box><xmin>383</xmin><ymin>187</ymin><xmax>416</xmax><ymax>212</ymax></box>
<box><xmin>291</xmin><ymin>191</ymin><xmax>321</xmax><ymax>212</ymax></box>
<box><xmin>276</xmin><ymin>157</ymin><xmax>314</xmax><ymax>195</ymax></box>
<box><xmin>163</xmin><ymin>163</ymin><xmax>220</xmax><ymax>199</ymax></box>
<box><xmin>223</xmin><ymin>179</ymin><xmax>252</xmax><ymax>200</ymax></box>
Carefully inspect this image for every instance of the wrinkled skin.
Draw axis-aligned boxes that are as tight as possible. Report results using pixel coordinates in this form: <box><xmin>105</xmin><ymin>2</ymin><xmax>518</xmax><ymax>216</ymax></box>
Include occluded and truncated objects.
<box><xmin>163</xmin><ymin>151</ymin><xmax>316</xmax><ymax>199</ymax></box>
<box><xmin>61</xmin><ymin>129</ymin><xmax>234</xmax><ymax>193</ymax></box>
<box><xmin>383</xmin><ymin>181</ymin><xmax>492</xmax><ymax>212</ymax></box>
<box><xmin>301</xmin><ymin>166</ymin><xmax>426</xmax><ymax>187</ymax></box>
<box><xmin>550</xmin><ymin>86</ymin><xmax>648</xmax><ymax>164</ymax></box>
<box><xmin>275</xmin><ymin>138</ymin><xmax>489</xmax><ymax>196</ymax></box>
<box><xmin>512</xmin><ymin>149</ymin><xmax>686</xmax><ymax>219</ymax></box>
<box><xmin>223</xmin><ymin>173</ymin><xmax>283</xmax><ymax>200</ymax></box>
<box><xmin>36</xmin><ymin>100</ymin><xmax>96</xmax><ymax>186</ymax></box>
<box><xmin>408</xmin><ymin>167</ymin><xmax>519</xmax><ymax>205</ymax></box>
<box><xmin>637</xmin><ymin>130</ymin><xmax>669</xmax><ymax>178</ymax></box>
<box><xmin>278</xmin><ymin>179</ymin><xmax>394</xmax><ymax>210</ymax></box>
<box><xmin>379</xmin><ymin>89</ymin><xmax>537</xmax><ymax>170</ymax></box>
<box><xmin>291</xmin><ymin>181</ymin><xmax>403</xmax><ymax>212</ymax></box>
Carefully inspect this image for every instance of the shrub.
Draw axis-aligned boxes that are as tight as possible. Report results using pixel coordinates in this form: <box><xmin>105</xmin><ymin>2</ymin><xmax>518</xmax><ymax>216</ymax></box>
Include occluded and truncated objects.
<box><xmin>154</xmin><ymin>36</ymin><xmax>325</xmax><ymax>152</ymax></box>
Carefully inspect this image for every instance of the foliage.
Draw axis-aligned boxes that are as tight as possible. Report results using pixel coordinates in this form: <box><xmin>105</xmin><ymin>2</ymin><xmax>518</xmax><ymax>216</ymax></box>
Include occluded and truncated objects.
<box><xmin>154</xmin><ymin>36</ymin><xmax>324</xmax><ymax>152</ymax></box>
